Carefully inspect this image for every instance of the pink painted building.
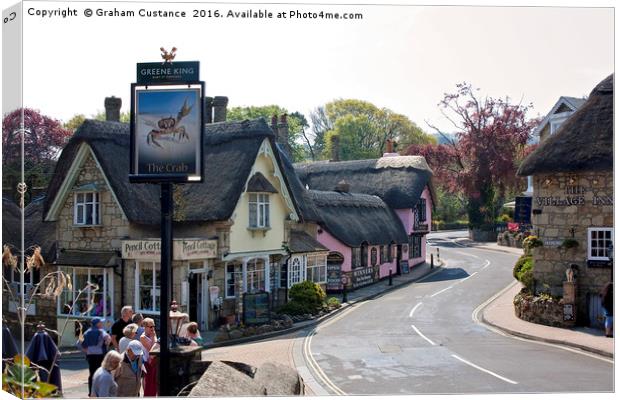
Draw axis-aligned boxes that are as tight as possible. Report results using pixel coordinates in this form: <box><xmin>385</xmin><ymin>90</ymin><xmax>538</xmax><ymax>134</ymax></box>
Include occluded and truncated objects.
<box><xmin>293</xmin><ymin>154</ymin><xmax>435</xmax><ymax>292</ymax></box>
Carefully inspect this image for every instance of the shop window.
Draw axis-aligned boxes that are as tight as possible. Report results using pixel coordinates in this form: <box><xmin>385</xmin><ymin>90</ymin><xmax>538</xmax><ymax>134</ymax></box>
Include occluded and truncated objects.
<box><xmin>249</xmin><ymin>193</ymin><xmax>270</xmax><ymax>228</ymax></box>
<box><xmin>135</xmin><ymin>261</ymin><xmax>161</xmax><ymax>314</ymax></box>
<box><xmin>370</xmin><ymin>247</ymin><xmax>378</xmax><ymax>266</ymax></box>
<box><xmin>3</xmin><ymin>262</ymin><xmax>38</xmax><ymax>298</ymax></box>
<box><xmin>58</xmin><ymin>267</ymin><xmax>110</xmax><ymax>318</ymax></box>
<box><xmin>225</xmin><ymin>264</ymin><xmax>240</xmax><ymax>298</ymax></box>
<box><xmin>246</xmin><ymin>259</ymin><xmax>265</xmax><ymax>292</ymax></box>
<box><xmin>588</xmin><ymin>228</ymin><xmax>614</xmax><ymax>261</ymax></box>
<box><xmin>379</xmin><ymin>245</ymin><xmax>387</xmax><ymax>264</ymax></box>
<box><xmin>306</xmin><ymin>254</ymin><xmax>327</xmax><ymax>284</ymax></box>
<box><xmin>74</xmin><ymin>192</ymin><xmax>100</xmax><ymax>225</ymax></box>
<box><xmin>288</xmin><ymin>256</ymin><xmax>305</xmax><ymax>288</ymax></box>
<box><xmin>361</xmin><ymin>243</ymin><xmax>369</xmax><ymax>267</ymax></box>
<box><xmin>388</xmin><ymin>243</ymin><xmax>395</xmax><ymax>263</ymax></box>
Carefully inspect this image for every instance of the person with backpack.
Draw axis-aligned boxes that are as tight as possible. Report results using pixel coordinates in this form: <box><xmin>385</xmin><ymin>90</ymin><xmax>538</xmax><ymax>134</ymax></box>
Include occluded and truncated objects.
<box><xmin>80</xmin><ymin>317</ymin><xmax>111</xmax><ymax>395</ymax></box>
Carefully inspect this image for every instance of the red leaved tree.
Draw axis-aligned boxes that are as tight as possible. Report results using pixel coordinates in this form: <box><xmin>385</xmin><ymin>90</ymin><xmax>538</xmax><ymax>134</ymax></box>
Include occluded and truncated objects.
<box><xmin>405</xmin><ymin>83</ymin><xmax>538</xmax><ymax>229</ymax></box>
<box><xmin>2</xmin><ymin>108</ymin><xmax>72</xmax><ymax>205</ymax></box>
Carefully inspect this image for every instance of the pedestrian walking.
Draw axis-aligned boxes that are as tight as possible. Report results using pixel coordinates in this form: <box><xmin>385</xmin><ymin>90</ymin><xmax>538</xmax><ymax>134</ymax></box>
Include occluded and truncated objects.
<box><xmin>140</xmin><ymin>318</ymin><xmax>158</xmax><ymax>396</ymax></box>
<box><xmin>132</xmin><ymin>313</ymin><xmax>145</xmax><ymax>338</ymax></box>
<box><xmin>111</xmin><ymin>306</ymin><xmax>134</xmax><ymax>351</ymax></box>
<box><xmin>114</xmin><ymin>340</ymin><xmax>144</xmax><ymax>397</ymax></box>
<box><xmin>601</xmin><ymin>282</ymin><xmax>613</xmax><ymax>337</ymax></box>
<box><xmin>91</xmin><ymin>350</ymin><xmax>123</xmax><ymax>397</ymax></box>
<box><xmin>80</xmin><ymin>318</ymin><xmax>111</xmax><ymax>395</ymax></box>
<box><xmin>118</xmin><ymin>323</ymin><xmax>139</xmax><ymax>354</ymax></box>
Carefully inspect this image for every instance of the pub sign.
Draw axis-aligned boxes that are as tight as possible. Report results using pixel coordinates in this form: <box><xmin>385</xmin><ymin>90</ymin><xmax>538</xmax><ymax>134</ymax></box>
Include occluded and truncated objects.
<box><xmin>129</xmin><ymin>60</ymin><xmax>204</xmax><ymax>183</ymax></box>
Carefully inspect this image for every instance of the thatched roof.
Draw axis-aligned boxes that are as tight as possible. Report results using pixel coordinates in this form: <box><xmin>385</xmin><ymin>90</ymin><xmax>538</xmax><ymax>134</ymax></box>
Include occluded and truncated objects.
<box><xmin>288</xmin><ymin>230</ymin><xmax>328</xmax><ymax>253</ymax></box>
<box><xmin>518</xmin><ymin>74</ymin><xmax>613</xmax><ymax>176</ymax></box>
<box><xmin>295</xmin><ymin>156</ymin><xmax>433</xmax><ymax>210</ymax></box>
<box><xmin>44</xmin><ymin>119</ymin><xmax>302</xmax><ymax>224</ymax></box>
<box><xmin>309</xmin><ymin>190</ymin><xmax>408</xmax><ymax>247</ymax></box>
<box><xmin>2</xmin><ymin>197</ymin><xmax>57</xmax><ymax>261</ymax></box>
<box><xmin>276</xmin><ymin>144</ymin><xmax>321</xmax><ymax>222</ymax></box>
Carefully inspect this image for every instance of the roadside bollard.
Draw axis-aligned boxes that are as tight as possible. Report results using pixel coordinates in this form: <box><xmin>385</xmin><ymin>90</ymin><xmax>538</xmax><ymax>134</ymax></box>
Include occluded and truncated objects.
<box><xmin>437</xmin><ymin>248</ymin><xmax>440</xmax><ymax>261</ymax></box>
<box><xmin>341</xmin><ymin>276</ymin><xmax>348</xmax><ymax>303</ymax></box>
<box><xmin>431</xmin><ymin>253</ymin><xmax>434</xmax><ymax>269</ymax></box>
<box><xmin>389</xmin><ymin>269</ymin><xmax>393</xmax><ymax>286</ymax></box>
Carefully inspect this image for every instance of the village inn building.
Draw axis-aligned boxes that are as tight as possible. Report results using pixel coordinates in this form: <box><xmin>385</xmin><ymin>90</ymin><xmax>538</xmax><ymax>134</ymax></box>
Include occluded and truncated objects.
<box><xmin>3</xmin><ymin>97</ymin><xmax>434</xmax><ymax>344</ymax></box>
<box><xmin>517</xmin><ymin>74</ymin><xmax>613</xmax><ymax>327</ymax></box>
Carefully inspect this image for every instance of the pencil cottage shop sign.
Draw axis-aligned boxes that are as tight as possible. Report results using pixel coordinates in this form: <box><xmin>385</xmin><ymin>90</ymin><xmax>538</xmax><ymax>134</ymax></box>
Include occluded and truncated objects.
<box><xmin>122</xmin><ymin>239</ymin><xmax>217</xmax><ymax>260</ymax></box>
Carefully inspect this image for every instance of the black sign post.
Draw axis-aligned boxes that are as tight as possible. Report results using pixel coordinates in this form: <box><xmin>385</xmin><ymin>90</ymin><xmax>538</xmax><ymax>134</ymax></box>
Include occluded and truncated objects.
<box><xmin>129</xmin><ymin>54</ymin><xmax>204</xmax><ymax>397</ymax></box>
<box><xmin>514</xmin><ymin>196</ymin><xmax>533</xmax><ymax>224</ymax></box>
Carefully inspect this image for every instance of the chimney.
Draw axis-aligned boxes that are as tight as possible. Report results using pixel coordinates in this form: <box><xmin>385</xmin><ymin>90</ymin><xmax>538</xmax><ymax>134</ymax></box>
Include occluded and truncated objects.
<box><xmin>212</xmin><ymin>96</ymin><xmax>229</xmax><ymax>122</ymax></box>
<box><xmin>277</xmin><ymin>114</ymin><xmax>289</xmax><ymax>145</ymax></box>
<box><xmin>104</xmin><ymin>96</ymin><xmax>122</xmax><ymax>122</ymax></box>
<box><xmin>204</xmin><ymin>97</ymin><xmax>214</xmax><ymax>124</ymax></box>
<box><xmin>271</xmin><ymin>114</ymin><xmax>278</xmax><ymax>134</ymax></box>
<box><xmin>335</xmin><ymin>180</ymin><xmax>350</xmax><ymax>193</ymax></box>
<box><xmin>382</xmin><ymin>138</ymin><xmax>399</xmax><ymax>157</ymax></box>
<box><xmin>330</xmin><ymin>135</ymin><xmax>340</xmax><ymax>162</ymax></box>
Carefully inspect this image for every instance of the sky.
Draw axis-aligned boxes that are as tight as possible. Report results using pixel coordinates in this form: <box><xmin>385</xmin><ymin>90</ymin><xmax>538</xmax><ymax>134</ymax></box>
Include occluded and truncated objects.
<box><xmin>5</xmin><ymin>0</ymin><xmax>616</xmax><ymax>135</ymax></box>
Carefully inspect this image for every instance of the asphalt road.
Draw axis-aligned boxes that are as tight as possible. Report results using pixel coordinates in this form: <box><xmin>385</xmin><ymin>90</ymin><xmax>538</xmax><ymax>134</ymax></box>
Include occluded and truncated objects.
<box><xmin>302</xmin><ymin>230</ymin><xmax>614</xmax><ymax>395</ymax></box>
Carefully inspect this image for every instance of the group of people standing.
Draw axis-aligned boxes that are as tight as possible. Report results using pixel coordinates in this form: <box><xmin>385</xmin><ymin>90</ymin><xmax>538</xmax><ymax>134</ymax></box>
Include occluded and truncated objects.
<box><xmin>80</xmin><ymin>305</ymin><xmax>158</xmax><ymax>397</ymax></box>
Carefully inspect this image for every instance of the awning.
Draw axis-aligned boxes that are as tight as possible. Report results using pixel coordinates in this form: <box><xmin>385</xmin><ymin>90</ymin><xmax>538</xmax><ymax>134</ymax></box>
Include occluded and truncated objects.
<box><xmin>289</xmin><ymin>230</ymin><xmax>328</xmax><ymax>254</ymax></box>
<box><xmin>54</xmin><ymin>250</ymin><xmax>119</xmax><ymax>267</ymax></box>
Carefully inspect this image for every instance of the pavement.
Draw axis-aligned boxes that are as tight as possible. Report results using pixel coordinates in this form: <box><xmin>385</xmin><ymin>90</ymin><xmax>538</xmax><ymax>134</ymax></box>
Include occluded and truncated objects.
<box><xmin>481</xmin><ymin>280</ymin><xmax>614</xmax><ymax>358</ymax></box>
<box><xmin>450</xmin><ymin>237</ymin><xmax>614</xmax><ymax>359</ymax></box>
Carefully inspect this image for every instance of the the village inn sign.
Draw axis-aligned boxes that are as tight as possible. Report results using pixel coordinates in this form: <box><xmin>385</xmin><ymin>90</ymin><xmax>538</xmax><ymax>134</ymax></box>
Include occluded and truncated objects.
<box><xmin>535</xmin><ymin>184</ymin><xmax>613</xmax><ymax>207</ymax></box>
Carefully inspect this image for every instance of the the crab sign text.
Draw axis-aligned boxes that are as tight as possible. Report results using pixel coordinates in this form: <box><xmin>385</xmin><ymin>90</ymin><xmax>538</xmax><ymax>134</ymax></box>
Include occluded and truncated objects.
<box><xmin>146</xmin><ymin>162</ymin><xmax>189</xmax><ymax>173</ymax></box>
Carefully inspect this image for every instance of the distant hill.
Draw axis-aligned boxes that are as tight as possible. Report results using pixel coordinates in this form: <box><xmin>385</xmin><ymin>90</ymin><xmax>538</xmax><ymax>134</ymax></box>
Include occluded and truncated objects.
<box><xmin>432</xmin><ymin>132</ymin><xmax>458</xmax><ymax>144</ymax></box>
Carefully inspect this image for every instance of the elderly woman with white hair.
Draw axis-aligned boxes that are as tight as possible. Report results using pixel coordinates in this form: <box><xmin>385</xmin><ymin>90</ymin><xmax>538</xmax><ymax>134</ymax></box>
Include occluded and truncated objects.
<box><xmin>118</xmin><ymin>323</ymin><xmax>139</xmax><ymax>354</ymax></box>
<box><xmin>91</xmin><ymin>350</ymin><xmax>123</xmax><ymax>397</ymax></box>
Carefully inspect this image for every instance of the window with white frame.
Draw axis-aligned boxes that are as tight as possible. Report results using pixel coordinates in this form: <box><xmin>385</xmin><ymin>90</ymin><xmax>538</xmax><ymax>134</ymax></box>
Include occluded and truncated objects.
<box><xmin>226</xmin><ymin>264</ymin><xmax>240</xmax><ymax>298</ymax></box>
<box><xmin>3</xmin><ymin>263</ymin><xmax>37</xmax><ymax>297</ymax></box>
<box><xmin>588</xmin><ymin>228</ymin><xmax>614</xmax><ymax>261</ymax></box>
<box><xmin>58</xmin><ymin>267</ymin><xmax>109</xmax><ymax>317</ymax></box>
<box><xmin>136</xmin><ymin>261</ymin><xmax>161</xmax><ymax>313</ymax></box>
<box><xmin>306</xmin><ymin>254</ymin><xmax>327</xmax><ymax>284</ymax></box>
<box><xmin>74</xmin><ymin>192</ymin><xmax>100</xmax><ymax>225</ymax></box>
<box><xmin>380</xmin><ymin>245</ymin><xmax>387</xmax><ymax>264</ymax></box>
<box><xmin>249</xmin><ymin>193</ymin><xmax>270</xmax><ymax>228</ymax></box>
<box><xmin>246</xmin><ymin>259</ymin><xmax>266</xmax><ymax>292</ymax></box>
<box><xmin>288</xmin><ymin>256</ymin><xmax>305</xmax><ymax>288</ymax></box>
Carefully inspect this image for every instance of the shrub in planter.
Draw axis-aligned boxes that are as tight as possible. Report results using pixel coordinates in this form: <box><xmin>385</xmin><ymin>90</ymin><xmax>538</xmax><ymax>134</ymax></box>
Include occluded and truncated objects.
<box><xmin>289</xmin><ymin>281</ymin><xmax>326</xmax><ymax>312</ymax></box>
<box><xmin>326</xmin><ymin>297</ymin><xmax>341</xmax><ymax>309</ymax></box>
<box><xmin>513</xmin><ymin>254</ymin><xmax>533</xmax><ymax>285</ymax></box>
<box><xmin>559</xmin><ymin>238</ymin><xmax>579</xmax><ymax>249</ymax></box>
<box><xmin>278</xmin><ymin>300</ymin><xmax>311</xmax><ymax>316</ymax></box>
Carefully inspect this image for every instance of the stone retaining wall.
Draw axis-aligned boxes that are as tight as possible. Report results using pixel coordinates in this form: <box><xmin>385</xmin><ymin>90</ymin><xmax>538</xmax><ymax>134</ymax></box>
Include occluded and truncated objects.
<box><xmin>513</xmin><ymin>288</ymin><xmax>566</xmax><ymax>328</ymax></box>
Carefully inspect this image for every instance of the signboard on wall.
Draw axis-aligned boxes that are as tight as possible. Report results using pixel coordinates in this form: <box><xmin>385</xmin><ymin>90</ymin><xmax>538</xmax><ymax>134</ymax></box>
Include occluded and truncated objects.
<box><xmin>326</xmin><ymin>263</ymin><xmax>342</xmax><ymax>292</ymax></box>
<box><xmin>514</xmin><ymin>196</ymin><xmax>532</xmax><ymax>224</ymax></box>
<box><xmin>122</xmin><ymin>239</ymin><xmax>217</xmax><ymax>260</ymax></box>
<box><xmin>400</xmin><ymin>260</ymin><xmax>410</xmax><ymax>274</ymax></box>
<box><xmin>243</xmin><ymin>292</ymin><xmax>271</xmax><ymax>325</ymax></box>
<box><xmin>352</xmin><ymin>266</ymin><xmax>379</xmax><ymax>289</ymax></box>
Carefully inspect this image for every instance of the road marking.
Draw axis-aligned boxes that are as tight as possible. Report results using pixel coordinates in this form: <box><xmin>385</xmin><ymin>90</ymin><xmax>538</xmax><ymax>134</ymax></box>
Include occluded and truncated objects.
<box><xmin>430</xmin><ymin>285</ymin><xmax>454</xmax><ymax>297</ymax></box>
<box><xmin>453</xmin><ymin>250</ymin><xmax>481</xmax><ymax>259</ymax></box>
<box><xmin>460</xmin><ymin>271</ymin><xmax>478</xmax><ymax>282</ymax></box>
<box><xmin>481</xmin><ymin>260</ymin><xmax>491</xmax><ymax>270</ymax></box>
<box><xmin>451</xmin><ymin>354</ymin><xmax>518</xmax><ymax>385</ymax></box>
<box><xmin>472</xmin><ymin>281</ymin><xmax>614</xmax><ymax>364</ymax></box>
<box><xmin>303</xmin><ymin>328</ymin><xmax>347</xmax><ymax>395</ymax></box>
<box><xmin>410</xmin><ymin>324</ymin><xmax>437</xmax><ymax>346</ymax></box>
<box><xmin>409</xmin><ymin>302</ymin><xmax>423</xmax><ymax>317</ymax></box>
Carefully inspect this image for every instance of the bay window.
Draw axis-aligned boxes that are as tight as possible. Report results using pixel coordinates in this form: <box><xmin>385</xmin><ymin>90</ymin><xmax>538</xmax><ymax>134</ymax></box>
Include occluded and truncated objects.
<box><xmin>288</xmin><ymin>255</ymin><xmax>305</xmax><ymax>288</ymax></box>
<box><xmin>246</xmin><ymin>259</ymin><xmax>266</xmax><ymax>292</ymax></box>
<box><xmin>58</xmin><ymin>267</ymin><xmax>110</xmax><ymax>318</ymax></box>
<box><xmin>136</xmin><ymin>261</ymin><xmax>161</xmax><ymax>314</ymax></box>
<box><xmin>306</xmin><ymin>254</ymin><xmax>327</xmax><ymax>284</ymax></box>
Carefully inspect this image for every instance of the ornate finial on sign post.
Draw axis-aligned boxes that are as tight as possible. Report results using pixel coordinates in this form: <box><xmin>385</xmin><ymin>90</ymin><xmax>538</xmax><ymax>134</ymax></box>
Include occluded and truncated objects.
<box><xmin>160</xmin><ymin>47</ymin><xmax>177</xmax><ymax>64</ymax></box>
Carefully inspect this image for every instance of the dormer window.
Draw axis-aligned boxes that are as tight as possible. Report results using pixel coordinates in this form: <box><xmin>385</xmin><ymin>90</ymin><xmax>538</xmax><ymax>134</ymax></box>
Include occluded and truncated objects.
<box><xmin>249</xmin><ymin>193</ymin><xmax>270</xmax><ymax>228</ymax></box>
<box><xmin>246</xmin><ymin>172</ymin><xmax>278</xmax><ymax>230</ymax></box>
<box><xmin>74</xmin><ymin>186</ymin><xmax>101</xmax><ymax>226</ymax></box>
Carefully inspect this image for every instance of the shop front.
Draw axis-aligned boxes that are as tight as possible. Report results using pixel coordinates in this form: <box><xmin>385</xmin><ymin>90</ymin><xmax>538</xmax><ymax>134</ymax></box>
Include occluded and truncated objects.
<box><xmin>121</xmin><ymin>238</ymin><xmax>217</xmax><ymax>330</ymax></box>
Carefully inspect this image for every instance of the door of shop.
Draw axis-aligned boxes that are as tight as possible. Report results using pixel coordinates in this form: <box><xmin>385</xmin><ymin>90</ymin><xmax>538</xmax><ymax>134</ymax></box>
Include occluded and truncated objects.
<box><xmin>189</xmin><ymin>270</ymin><xmax>209</xmax><ymax>331</ymax></box>
<box><xmin>588</xmin><ymin>292</ymin><xmax>605</xmax><ymax>329</ymax></box>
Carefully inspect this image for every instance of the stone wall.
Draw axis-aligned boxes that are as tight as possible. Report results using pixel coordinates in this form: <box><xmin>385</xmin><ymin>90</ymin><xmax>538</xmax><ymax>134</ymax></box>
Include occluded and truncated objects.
<box><xmin>57</xmin><ymin>153</ymin><xmax>129</xmax><ymax>251</ymax></box>
<box><xmin>531</xmin><ymin>171</ymin><xmax>613</xmax><ymax>325</ymax></box>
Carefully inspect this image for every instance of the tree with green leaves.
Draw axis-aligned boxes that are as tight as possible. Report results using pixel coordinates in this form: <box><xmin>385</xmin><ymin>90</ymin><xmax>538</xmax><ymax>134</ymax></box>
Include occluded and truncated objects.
<box><xmin>64</xmin><ymin>111</ymin><xmax>130</xmax><ymax>132</ymax></box>
<box><xmin>226</xmin><ymin>105</ymin><xmax>310</xmax><ymax>162</ymax></box>
<box><xmin>310</xmin><ymin>99</ymin><xmax>435</xmax><ymax>161</ymax></box>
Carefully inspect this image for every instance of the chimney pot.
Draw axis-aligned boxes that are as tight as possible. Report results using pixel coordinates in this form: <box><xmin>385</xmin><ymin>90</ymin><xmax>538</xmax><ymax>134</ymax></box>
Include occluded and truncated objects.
<box><xmin>335</xmin><ymin>180</ymin><xmax>350</xmax><ymax>193</ymax></box>
<box><xmin>212</xmin><ymin>96</ymin><xmax>229</xmax><ymax>122</ymax></box>
<box><xmin>204</xmin><ymin>97</ymin><xmax>214</xmax><ymax>124</ymax></box>
<box><xmin>104</xmin><ymin>96</ymin><xmax>122</xmax><ymax>122</ymax></box>
<box><xmin>330</xmin><ymin>135</ymin><xmax>340</xmax><ymax>162</ymax></box>
<box><xmin>271</xmin><ymin>114</ymin><xmax>278</xmax><ymax>129</ymax></box>
<box><xmin>386</xmin><ymin>139</ymin><xmax>394</xmax><ymax>153</ymax></box>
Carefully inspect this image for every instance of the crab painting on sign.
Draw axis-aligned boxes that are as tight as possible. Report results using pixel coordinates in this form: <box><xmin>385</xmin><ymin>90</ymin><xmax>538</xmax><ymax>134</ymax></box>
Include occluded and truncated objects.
<box><xmin>131</xmin><ymin>85</ymin><xmax>203</xmax><ymax>182</ymax></box>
